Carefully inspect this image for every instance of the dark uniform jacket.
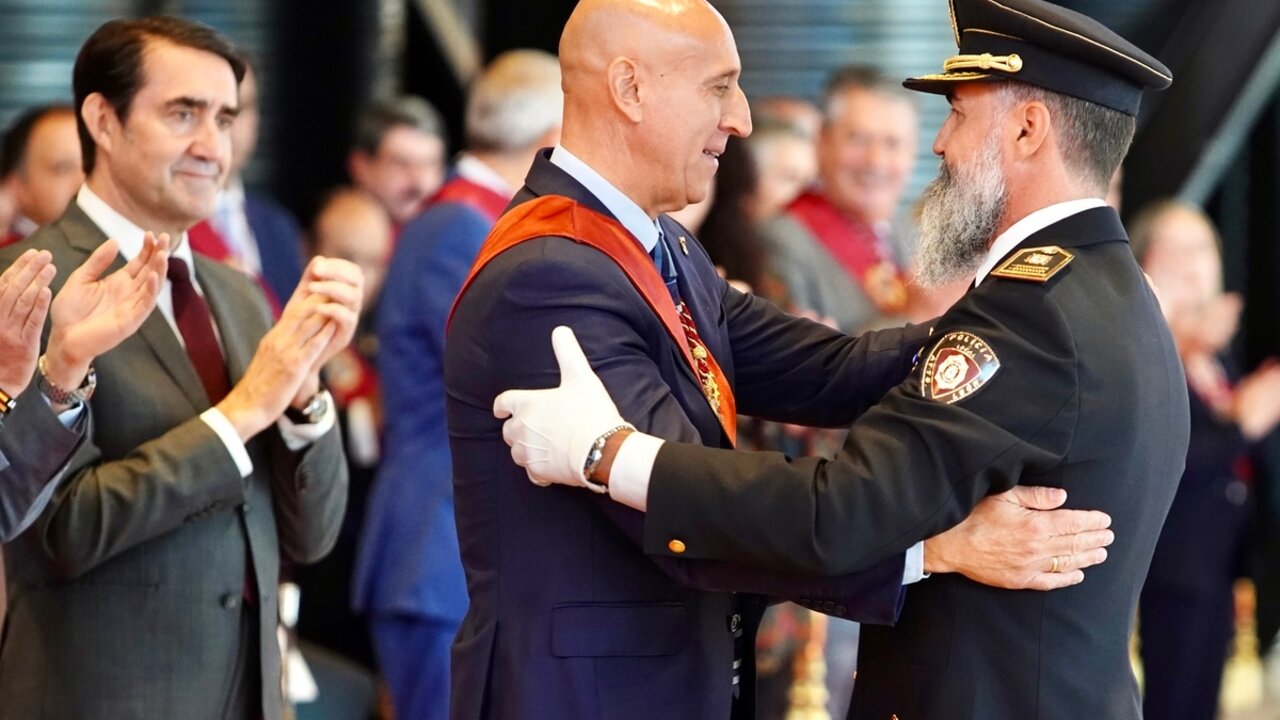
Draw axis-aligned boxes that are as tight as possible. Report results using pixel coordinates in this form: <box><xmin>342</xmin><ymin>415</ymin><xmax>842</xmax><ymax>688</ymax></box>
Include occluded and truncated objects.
<box><xmin>444</xmin><ymin>151</ymin><xmax>929</xmax><ymax>720</ymax></box>
<box><xmin>639</xmin><ymin>207</ymin><xmax>1190</xmax><ymax>719</ymax></box>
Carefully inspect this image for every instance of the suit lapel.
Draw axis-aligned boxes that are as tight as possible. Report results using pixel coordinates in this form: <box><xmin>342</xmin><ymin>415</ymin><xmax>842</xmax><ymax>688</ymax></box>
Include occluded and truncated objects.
<box><xmin>57</xmin><ymin>205</ymin><xmax>211</xmax><ymax>409</ymax></box>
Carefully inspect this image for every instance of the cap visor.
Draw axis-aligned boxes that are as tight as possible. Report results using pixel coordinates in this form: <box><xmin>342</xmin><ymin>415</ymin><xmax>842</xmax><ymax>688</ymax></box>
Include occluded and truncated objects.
<box><xmin>903</xmin><ymin>71</ymin><xmax>996</xmax><ymax>95</ymax></box>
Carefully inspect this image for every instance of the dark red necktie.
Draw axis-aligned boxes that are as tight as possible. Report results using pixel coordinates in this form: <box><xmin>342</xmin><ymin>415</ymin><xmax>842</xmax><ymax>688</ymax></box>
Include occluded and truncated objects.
<box><xmin>167</xmin><ymin>258</ymin><xmax>230</xmax><ymax>405</ymax></box>
<box><xmin>168</xmin><ymin>259</ymin><xmax>256</xmax><ymax>604</ymax></box>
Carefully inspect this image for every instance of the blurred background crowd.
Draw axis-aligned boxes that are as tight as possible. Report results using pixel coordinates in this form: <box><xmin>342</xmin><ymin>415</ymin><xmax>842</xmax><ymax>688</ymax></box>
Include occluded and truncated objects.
<box><xmin>2</xmin><ymin>1</ymin><xmax>1280</xmax><ymax>719</ymax></box>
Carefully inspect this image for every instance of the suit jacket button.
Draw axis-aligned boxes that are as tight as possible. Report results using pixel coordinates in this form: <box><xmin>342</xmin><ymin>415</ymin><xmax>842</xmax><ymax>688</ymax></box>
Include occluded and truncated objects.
<box><xmin>836</xmin><ymin>605</ymin><xmax>847</xmax><ymax>615</ymax></box>
<box><xmin>221</xmin><ymin>593</ymin><xmax>241</xmax><ymax>610</ymax></box>
<box><xmin>668</xmin><ymin>539</ymin><xmax>686</xmax><ymax>554</ymax></box>
<box><xmin>729</xmin><ymin>613</ymin><xmax>742</xmax><ymax>633</ymax></box>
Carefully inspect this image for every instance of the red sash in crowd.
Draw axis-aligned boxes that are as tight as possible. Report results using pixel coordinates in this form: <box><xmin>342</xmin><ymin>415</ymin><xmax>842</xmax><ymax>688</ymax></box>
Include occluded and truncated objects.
<box><xmin>188</xmin><ymin>219</ymin><xmax>283</xmax><ymax>317</ymax></box>
<box><xmin>429</xmin><ymin>175</ymin><xmax>511</xmax><ymax>223</ymax></box>
<box><xmin>450</xmin><ymin>195</ymin><xmax>737</xmax><ymax>445</ymax></box>
<box><xmin>786</xmin><ymin>191</ymin><xmax>908</xmax><ymax>314</ymax></box>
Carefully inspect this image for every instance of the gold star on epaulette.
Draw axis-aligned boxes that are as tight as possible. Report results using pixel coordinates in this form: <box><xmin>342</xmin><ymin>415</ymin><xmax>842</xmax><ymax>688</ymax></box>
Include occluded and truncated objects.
<box><xmin>989</xmin><ymin>245</ymin><xmax>1074</xmax><ymax>283</ymax></box>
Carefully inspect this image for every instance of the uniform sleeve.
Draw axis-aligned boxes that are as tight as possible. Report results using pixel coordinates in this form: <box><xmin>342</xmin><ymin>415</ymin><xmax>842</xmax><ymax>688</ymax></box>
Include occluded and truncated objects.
<box><xmin>642</xmin><ymin>283</ymin><xmax>1082</xmax><ymax>576</ymax></box>
<box><xmin>723</xmin><ymin>282</ymin><xmax>931</xmax><ymax>428</ymax></box>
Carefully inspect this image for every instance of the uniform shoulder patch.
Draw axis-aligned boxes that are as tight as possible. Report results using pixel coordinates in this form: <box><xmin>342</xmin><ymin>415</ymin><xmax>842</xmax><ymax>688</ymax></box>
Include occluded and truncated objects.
<box><xmin>921</xmin><ymin>331</ymin><xmax>1001</xmax><ymax>404</ymax></box>
<box><xmin>989</xmin><ymin>245</ymin><xmax>1074</xmax><ymax>283</ymax></box>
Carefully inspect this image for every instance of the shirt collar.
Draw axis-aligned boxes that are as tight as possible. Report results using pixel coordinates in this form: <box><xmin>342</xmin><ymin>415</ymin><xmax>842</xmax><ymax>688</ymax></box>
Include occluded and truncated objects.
<box><xmin>455</xmin><ymin>153</ymin><xmax>514</xmax><ymax>197</ymax></box>
<box><xmin>974</xmin><ymin>198</ymin><xmax>1107</xmax><ymax>286</ymax></box>
<box><xmin>549</xmin><ymin>145</ymin><xmax>662</xmax><ymax>252</ymax></box>
<box><xmin>76</xmin><ymin>184</ymin><xmax>197</xmax><ymax>270</ymax></box>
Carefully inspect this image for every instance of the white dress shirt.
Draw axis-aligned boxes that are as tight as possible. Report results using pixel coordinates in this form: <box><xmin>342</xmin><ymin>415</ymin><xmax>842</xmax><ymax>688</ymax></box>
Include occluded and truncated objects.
<box><xmin>209</xmin><ymin>178</ymin><xmax>264</xmax><ymax>278</ymax></box>
<box><xmin>455</xmin><ymin>153</ymin><xmax>515</xmax><ymax>198</ymax></box>
<box><xmin>549</xmin><ymin>145</ymin><xmax>663</xmax><ymax>249</ymax></box>
<box><xmin>75</xmin><ymin>186</ymin><xmax>335</xmax><ymax>478</ymax></box>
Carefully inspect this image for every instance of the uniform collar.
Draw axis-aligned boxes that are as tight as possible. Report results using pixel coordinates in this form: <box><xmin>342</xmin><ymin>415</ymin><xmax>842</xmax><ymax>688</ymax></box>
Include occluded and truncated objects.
<box><xmin>974</xmin><ymin>198</ymin><xmax>1107</xmax><ymax>286</ymax></box>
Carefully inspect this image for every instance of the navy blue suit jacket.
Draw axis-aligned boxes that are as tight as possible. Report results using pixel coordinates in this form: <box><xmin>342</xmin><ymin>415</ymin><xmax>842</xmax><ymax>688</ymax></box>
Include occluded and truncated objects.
<box><xmin>244</xmin><ymin>192</ymin><xmax>305</xmax><ymax>305</ymax></box>
<box><xmin>353</xmin><ymin>191</ymin><xmax>494</xmax><ymax>620</ymax></box>
<box><xmin>444</xmin><ymin>152</ymin><xmax>927</xmax><ymax>720</ymax></box>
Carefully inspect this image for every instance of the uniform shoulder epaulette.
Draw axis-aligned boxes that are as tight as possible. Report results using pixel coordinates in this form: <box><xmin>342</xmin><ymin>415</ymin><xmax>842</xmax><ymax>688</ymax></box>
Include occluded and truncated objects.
<box><xmin>989</xmin><ymin>245</ymin><xmax>1074</xmax><ymax>283</ymax></box>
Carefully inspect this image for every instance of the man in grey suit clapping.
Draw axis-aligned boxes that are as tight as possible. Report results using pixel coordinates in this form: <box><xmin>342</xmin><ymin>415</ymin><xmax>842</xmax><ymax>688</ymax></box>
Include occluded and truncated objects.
<box><xmin>0</xmin><ymin>16</ymin><xmax>359</xmax><ymax>720</ymax></box>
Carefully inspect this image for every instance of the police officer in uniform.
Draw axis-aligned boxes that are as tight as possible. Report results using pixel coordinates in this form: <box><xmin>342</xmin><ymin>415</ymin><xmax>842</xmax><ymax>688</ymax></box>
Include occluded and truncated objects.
<box><xmin>495</xmin><ymin>0</ymin><xmax>1189</xmax><ymax>717</ymax></box>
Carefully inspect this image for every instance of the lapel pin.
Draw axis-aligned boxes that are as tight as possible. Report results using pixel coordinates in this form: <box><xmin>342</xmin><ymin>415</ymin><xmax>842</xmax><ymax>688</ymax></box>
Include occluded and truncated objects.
<box><xmin>678</xmin><ymin>236</ymin><xmax>689</xmax><ymax>255</ymax></box>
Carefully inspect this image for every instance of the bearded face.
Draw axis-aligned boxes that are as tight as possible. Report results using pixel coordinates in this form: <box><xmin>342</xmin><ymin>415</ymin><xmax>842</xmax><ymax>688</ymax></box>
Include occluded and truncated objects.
<box><xmin>914</xmin><ymin>130</ymin><xmax>1008</xmax><ymax>289</ymax></box>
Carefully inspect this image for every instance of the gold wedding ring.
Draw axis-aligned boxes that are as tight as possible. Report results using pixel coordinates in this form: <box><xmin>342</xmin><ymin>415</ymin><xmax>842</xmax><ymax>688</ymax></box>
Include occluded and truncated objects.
<box><xmin>1050</xmin><ymin>555</ymin><xmax>1062</xmax><ymax>573</ymax></box>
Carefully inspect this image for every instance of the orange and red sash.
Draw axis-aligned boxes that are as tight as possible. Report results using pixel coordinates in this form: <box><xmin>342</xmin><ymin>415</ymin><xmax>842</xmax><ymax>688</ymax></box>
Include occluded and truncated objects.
<box><xmin>787</xmin><ymin>191</ymin><xmax>908</xmax><ymax>314</ymax></box>
<box><xmin>450</xmin><ymin>195</ymin><xmax>737</xmax><ymax>445</ymax></box>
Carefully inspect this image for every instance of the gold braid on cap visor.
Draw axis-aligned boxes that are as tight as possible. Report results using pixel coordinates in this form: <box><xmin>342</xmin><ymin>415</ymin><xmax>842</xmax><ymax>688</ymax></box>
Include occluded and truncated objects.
<box><xmin>942</xmin><ymin>52</ymin><xmax>1024</xmax><ymax>73</ymax></box>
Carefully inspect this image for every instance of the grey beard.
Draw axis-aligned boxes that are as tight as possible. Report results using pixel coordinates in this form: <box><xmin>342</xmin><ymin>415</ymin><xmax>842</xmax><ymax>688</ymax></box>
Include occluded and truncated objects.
<box><xmin>914</xmin><ymin>141</ymin><xmax>1008</xmax><ymax>289</ymax></box>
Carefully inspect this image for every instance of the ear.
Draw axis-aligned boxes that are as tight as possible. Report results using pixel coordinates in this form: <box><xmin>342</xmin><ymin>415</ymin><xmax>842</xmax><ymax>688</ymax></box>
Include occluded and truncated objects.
<box><xmin>606</xmin><ymin>57</ymin><xmax>644</xmax><ymax>123</ymax></box>
<box><xmin>1009</xmin><ymin>99</ymin><xmax>1052</xmax><ymax>161</ymax></box>
<box><xmin>80</xmin><ymin>93</ymin><xmax>118</xmax><ymax>162</ymax></box>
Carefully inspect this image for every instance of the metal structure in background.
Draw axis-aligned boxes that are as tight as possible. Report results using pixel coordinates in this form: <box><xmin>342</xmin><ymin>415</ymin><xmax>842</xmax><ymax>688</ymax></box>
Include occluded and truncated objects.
<box><xmin>411</xmin><ymin>0</ymin><xmax>482</xmax><ymax>88</ymax></box>
<box><xmin>0</xmin><ymin>1</ymin><xmax>132</xmax><ymax>127</ymax></box>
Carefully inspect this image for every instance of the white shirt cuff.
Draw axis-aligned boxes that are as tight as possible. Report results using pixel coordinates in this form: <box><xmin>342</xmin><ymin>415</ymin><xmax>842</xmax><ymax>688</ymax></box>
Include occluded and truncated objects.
<box><xmin>200</xmin><ymin>407</ymin><xmax>254</xmax><ymax>478</ymax></box>
<box><xmin>903</xmin><ymin>541</ymin><xmax>927</xmax><ymax>585</ymax></box>
<box><xmin>607</xmin><ymin>432</ymin><xmax>665</xmax><ymax>511</ymax></box>
<box><xmin>276</xmin><ymin>390</ymin><xmax>337</xmax><ymax>452</ymax></box>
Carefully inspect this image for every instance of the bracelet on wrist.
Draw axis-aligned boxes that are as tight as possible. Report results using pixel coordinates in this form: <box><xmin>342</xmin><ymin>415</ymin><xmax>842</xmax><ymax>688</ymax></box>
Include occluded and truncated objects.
<box><xmin>0</xmin><ymin>384</ymin><xmax>16</xmax><ymax>429</ymax></box>
<box><xmin>37</xmin><ymin>355</ymin><xmax>96</xmax><ymax>407</ymax></box>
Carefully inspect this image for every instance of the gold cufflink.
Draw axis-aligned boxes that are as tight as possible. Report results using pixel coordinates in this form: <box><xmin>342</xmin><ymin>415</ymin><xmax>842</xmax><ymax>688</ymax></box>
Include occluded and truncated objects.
<box><xmin>668</xmin><ymin>539</ymin><xmax>686</xmax><ymax>554</ymax></box>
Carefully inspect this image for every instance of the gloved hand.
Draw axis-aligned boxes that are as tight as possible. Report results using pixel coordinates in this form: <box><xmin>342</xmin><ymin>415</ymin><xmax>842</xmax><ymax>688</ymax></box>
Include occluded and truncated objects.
<box><xmin>494</xmin><ymin>326</ymin><xmax>633</xmax><ymax>489</ymax></box>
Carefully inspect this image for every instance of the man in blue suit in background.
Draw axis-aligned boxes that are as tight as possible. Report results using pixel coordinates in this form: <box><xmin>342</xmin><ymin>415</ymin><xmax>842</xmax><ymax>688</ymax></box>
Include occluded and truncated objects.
<box><xmin>445</xmin><ymin>1</ymin><xmax>1114</xmax><ymax>718</ymax></box>
<box><xmin>353</xmin><ymin>50</ymin><xmax>565</xmax><ymax>720</ymax></box>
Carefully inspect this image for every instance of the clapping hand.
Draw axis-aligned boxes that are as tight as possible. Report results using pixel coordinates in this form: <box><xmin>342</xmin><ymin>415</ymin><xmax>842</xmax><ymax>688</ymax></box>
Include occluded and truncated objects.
<box><xmin>0</xmin><ymin>249</ymin><xmax>56</xmax><ymax>396</ymax></box>
<box><xmin>42</xmin><ymin>234</ymin><xmax>169</xmax><ymax>392</ymax></box>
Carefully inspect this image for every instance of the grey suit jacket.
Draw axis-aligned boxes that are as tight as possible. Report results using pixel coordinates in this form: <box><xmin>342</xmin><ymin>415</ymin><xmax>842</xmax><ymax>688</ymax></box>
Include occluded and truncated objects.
<box><xmin>0</xmin><ymin>204</ymin><xmax>349</xmax><ymax>720</ymax></box>
<box><xmin>0</xmin><ymin>385</ymin><xmax>87</xmax><ymax>542</ymax></box>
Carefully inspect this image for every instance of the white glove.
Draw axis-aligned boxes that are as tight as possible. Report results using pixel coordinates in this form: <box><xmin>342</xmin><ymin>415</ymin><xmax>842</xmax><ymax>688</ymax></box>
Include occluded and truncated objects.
<box><xmin>493</xmin><ymin>326</ymin><xmax>633</xmax><ymax>489</ymax></box>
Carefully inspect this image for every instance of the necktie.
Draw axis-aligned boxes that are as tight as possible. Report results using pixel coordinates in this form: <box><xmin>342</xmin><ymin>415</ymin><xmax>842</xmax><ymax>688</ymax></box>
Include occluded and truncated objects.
<box><xmin>651</xmin><ymin>235</ymin><xmax>741</xmax><ymax>693</ymax></box>
<box><xmin>650</xmin><ymin>233</ymin><xmax>680</xmax><ymax>303</ymax></box>
<box><xmin>168</xmin><ymin>259</ymin><xmax>257</xmax><ymax>605</ymax></box>
<box><xmin>167</xmin><ymin>258</ymin><xmax>230</xmax><ymax>404</ymax></box>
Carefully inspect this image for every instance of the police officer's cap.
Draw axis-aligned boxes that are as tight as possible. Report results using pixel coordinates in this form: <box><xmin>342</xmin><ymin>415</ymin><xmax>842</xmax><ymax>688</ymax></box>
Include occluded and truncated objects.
<box><xmin>904</xmin><ymin>0</ymin><xmax>1172</xmax><ymax>116</ymax></box>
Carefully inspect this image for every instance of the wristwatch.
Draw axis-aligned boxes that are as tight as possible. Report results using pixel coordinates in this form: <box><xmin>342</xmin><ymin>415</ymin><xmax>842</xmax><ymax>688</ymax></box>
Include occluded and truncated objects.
<box><xmin>37</xmin><ymin>355</ymin><xmax>96</xmax><ymax>407</ymax></box>
<box><xmin>285</xmin><ymin>391</ymin><xmax>329</xmax><ymax>425</ymax></box>
<box><xmin>581</xmin><ymin>424</ymin><xmax>634</xmax><ymax>491</ymax></box>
